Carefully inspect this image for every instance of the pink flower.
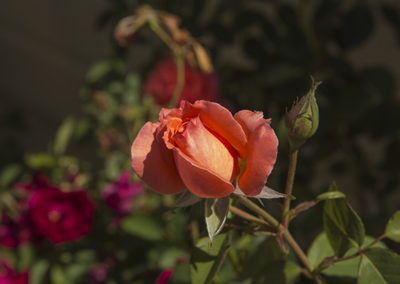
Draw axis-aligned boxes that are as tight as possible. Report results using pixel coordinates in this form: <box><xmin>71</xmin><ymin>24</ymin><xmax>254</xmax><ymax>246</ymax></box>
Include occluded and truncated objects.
<box><xmin>28</xmin><ymin>188</ymin><xmax>94</xmax><ymax>244</ymax></box>
<box><xmin>144</xmin><ymin>57</ymin><xmax>219</xmax><ymax>106</ymax></box>
<box><xmin>0</xmin><ymin>260</ymin><xmax>28</xmax><ymax>284</ymax></box>
<box><xmin>101</xmin><ymin>171</ymin><xmax>142</xmax><ymax>216</ymax></box>
<box><xmin>155</xmin><ymin>268</ymin><xmax>173</xmax><ymax>284</ymax></box>
<box><xmin>88</xmin><ymin>258</ymin><xmax>115</xmax><ymax>283</ymax></box>
<box><xmin>131</xmin><ymin>100</ymin><xmax>278</xmax><ymax>198</ymax></box>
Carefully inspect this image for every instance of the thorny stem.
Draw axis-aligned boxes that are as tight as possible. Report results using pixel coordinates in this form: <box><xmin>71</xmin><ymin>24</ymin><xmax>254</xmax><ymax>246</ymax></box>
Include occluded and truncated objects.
<box><xmin>236</xmin><ymin>195</ymin><xmax>314</xmax><ymax>275</ymax></box>
<box><xmin>282</xmin><ymin>149</ymin><xmax>298</xmax><ymax>228</ymax></box>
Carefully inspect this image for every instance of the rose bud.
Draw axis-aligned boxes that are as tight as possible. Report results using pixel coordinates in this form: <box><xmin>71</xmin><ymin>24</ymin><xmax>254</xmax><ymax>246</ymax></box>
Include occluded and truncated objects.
<box><xmin>131</xmin><ymin>100</ymin><xmax>278</xmax><ymax>198</ymax></box>
<box><xmin>285</xmin><ymin>78</ymin><xmax>321</xmax><ymax>150</ymax></box>
<box><xmin>143</xmin><ymin>58</ymin><xmax>219</xmax><ymax>106</ymax></box>
<box><xmin>28</xmin><ymin>188</ymin><xmax>94</xmax><ymax>244</ymax></box>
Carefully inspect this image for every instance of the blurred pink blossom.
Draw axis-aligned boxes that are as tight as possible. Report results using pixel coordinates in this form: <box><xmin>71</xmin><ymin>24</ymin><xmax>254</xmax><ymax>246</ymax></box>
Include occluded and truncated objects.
<box><xmin>101</xmin><ymin>171</ymin><xmax>142</xmax><ymax>216</ymax></box>
<box><xmin>155</xmin><ymin>268</ymin><xmax>173</xmax><ymax>284</ymax></box>
<box><xmin>0</xmin><ymin>260</ymin><xmax>28</xmax><ymax>284</ymax></box>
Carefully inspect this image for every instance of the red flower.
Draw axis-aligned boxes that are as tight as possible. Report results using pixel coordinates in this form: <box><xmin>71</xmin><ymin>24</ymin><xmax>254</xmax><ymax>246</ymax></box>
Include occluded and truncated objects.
<box><xmin>0</xmin><ymin>212</ymin><xmax>38</xmax><ymax>248</ymax></box>
<box><xmin>0</xmin><ymin>260</ymin><xmax>28</xmax><ymax>284</ymax></box>
<box><xmin>144</xmin><ymin>57</ymin><xmax>219</xmax><ymax>106</ymax></box>
<box><xmin>28</xmin><ymin>188</ymin><xmax>94</xmax><ymax>244</ymax></box>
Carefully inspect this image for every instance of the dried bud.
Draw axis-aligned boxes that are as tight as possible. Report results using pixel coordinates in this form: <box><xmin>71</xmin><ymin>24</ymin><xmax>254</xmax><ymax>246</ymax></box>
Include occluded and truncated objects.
<box><xmin>192</xmin><ymin>42</ymin><xmax>214</xmax><ymax>73</ymax></box>
<box><xmin>285</xmin><ymin>78</ymin><xmax>321</xmax><ymax>150</ymax></box>
<box><xmin>114</xmin><ymin>15</ymin><xmax>145</xmax><ymax>46</ymax></box>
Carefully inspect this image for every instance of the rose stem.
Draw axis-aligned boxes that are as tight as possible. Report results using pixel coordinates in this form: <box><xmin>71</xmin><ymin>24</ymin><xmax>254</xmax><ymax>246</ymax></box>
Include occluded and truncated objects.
<box><xmin>148</xmin><ymin>18</ymin><xmax>186</xmax><ymax>108</ymax></box>
<box><xmin>229</xmin><ymin>205</ymin><xmax>273</xmax><ymax>230</ymax></box>
<box><xmin>168</xmin><ymin>54</ymin><xmax>185</xmax><ymax>108</ymax></box>
<box><xmin>282</xmin><ymin>149</ymin><xmax>298</xmax><ymax>228</ymax></box>
<box><xmin>236</xmin><ymin>195</ymin><xmax>314</xmax><ymax>274</ymax></box>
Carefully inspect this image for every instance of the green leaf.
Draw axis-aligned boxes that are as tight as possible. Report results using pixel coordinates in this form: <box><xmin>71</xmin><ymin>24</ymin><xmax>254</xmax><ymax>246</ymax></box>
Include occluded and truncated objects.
<box><xmin>307</xmin><ymin>232</ymin><xmax>386</xmax><ymax>278</ymax></box>
<box><xmin>85</xmin><ymin>59</ymin><xmax>125</xmax><ymax>84</ymax></box>
<box><xmin>385</xmin><ymin>211</ymin><xmax>400</xmax><ymax>242</ymax></box>
<box><xmin>18</xmin><ymin>245</ymin><xmax>34</xmax><ymax>271</ymax></box>
<box><xmin>30</xmin><ymin>260</ymin><xmax>49</xmax><ymax>284</ymax></box>
<box><xmin>239</xmin><ymin>237</ymin><xmax>301</xmax><ymax>283</ymax></box>
<box><xmin>205</xmin><ymin>197</ymin><xmax>230</xmax><ymax>242</ymax></box>
<box><xmin>358</xmin><ymin>248</ymin><xmax>400</xmax><ymax>284</ymax></box>
<box><xmin>53</xmin><ymin>117</ymin><xmax>75</xmax><ymax>155</ymax></box>
<box><xmin>25</xmin><ymin>153</ymin><xmax>56</xmax><ymax>169</ymax></box>
<box><xmin>121</xmin><ymin>215</ymin><xmax>163</xmax><ymax>241</ymax></box>
<box><xmin>175</xmin><ymin>190</ymin><xmax>201</xmax><ymax>207</ymax></box>
<box><xmin>323</xmin><ymin>186</ymin><xmax>365</xmax><ymax>257</ymax></box>
<box><xmin>316</xmin><ymin>191</ymin><xmax>346</xmax><ymax>201</ymax></box>
<box><xmin>0</xmin><ymin>164</ymin><xmax>22</xmax><ymax>188</ymax></box>
<box><xmin>51</xmin><ymin>265</ymin><xmax>68</xmax><ymax>284</ymax></box>
<box><xmin>190</xmin><ymin>233</ymin><xmax>231</xmax><ymax>284</ymax></box>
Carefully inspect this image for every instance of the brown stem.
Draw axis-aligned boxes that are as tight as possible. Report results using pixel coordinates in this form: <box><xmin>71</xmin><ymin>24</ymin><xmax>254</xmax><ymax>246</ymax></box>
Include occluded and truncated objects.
<box><xmin>236</xmin><ymin>195</ymin><xmax>314</xmax><ymax>274</ymax></box>
<box><xmin>229</xmin><ymin>205</ymin><xmax>271</xmax><ymax>227</ymax></box>
<box><xmin>282</xmin><ymin>149</ymin><xmax>298</xmax><ymax>228</ymax></box>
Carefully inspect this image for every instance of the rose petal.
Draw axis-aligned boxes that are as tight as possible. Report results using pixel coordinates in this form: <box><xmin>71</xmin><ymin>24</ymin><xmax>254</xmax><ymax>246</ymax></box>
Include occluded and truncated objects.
<box><xmin>234</xmin><ymin>110</ymin><xmax>271</xmax><ymax>136</ymax></box>
<box><xmin>173</xmin><ymin>116</ymin><xmax>238</xmax><ymax>182</ymax></box>
<box><xmin>237</xmin><ymin>123</ymin><xmax>278</xmax><ymax>196</ymax></box>
<box><xmin>181</xmin><ymin>100</ymin><xmax>247</xmax><ymax>158</ymax></box>
<box><xmin>131</xmin><ymin>122</ymin><xmax>186</xmax><ymax>194</ymax></box>
<box><xmin>173</xmin><ymin>148</ymin><xmax>235</xmax><ymax>198</ymax></box>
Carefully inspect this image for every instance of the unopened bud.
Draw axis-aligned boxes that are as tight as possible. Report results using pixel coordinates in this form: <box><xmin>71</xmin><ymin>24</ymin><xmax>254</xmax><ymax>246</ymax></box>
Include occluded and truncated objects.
<box><xmin>285</xmin><ymin>77</ymin><xmax>321</xmax><ymax>150</ymax></box>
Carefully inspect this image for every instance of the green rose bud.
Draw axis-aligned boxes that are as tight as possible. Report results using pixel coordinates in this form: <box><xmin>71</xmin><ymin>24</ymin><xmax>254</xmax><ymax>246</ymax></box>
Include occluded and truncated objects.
<box><xmin>285</xmin><ymin>77</ymin><xmax>321</xmax><ymax>150</ymax></box>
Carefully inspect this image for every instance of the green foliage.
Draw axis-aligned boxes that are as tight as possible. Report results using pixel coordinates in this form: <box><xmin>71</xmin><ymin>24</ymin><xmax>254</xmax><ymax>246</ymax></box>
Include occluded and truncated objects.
<box><xmin>30</xmin><ymin>260</ymin><xmax>50</xmax><ymax>284</ymax></box>
<box><xmin>190</xmin><ymin>232</ymin><xmax>231</xmax><ymax>284</ymax></box>
<box><xmin>323</xmin><ymin>184</ymin><xmax>365</xmax><ymax>257</ymax></box>
<box><xmin>25</xmin><ymin>153</ymin><xmax>56</xmax><ymax>170</ymax></box>
<box><xmin>308</xmin><ymin>232</ymin><xmax>386</xmax><ymax>278</ymax></box>
<box><xmin>53</xmin><ymin>117</ymin><xmax>75</xmax><ymax>156</ymax></box>
<box><xmin>121</xmin><ymin>215</ymin><xmax>164</xmax><ymax>241</ymax></box>
<box><xmin>0</xmin><ymin>164</ymin><xmax>22</xmax><ymax>189</ymax></box>
<box><xmin>238</xmin><ymin>237</ymin><xmax>301</xmax><ymax>283</ymax></box>
<box><xmin>205</xmin><ymin>197</ymin><xmax>230</xmax><ymax>242</ymax></box>
<box><xmin>358</xmin><ymin>248</ymin><xmax>400</xmax><ymax>284</ymax></box>
<box><xmin>385</xmin><ymin>211</ymin><xmax>400</xmax><ymax>242</ymax></box>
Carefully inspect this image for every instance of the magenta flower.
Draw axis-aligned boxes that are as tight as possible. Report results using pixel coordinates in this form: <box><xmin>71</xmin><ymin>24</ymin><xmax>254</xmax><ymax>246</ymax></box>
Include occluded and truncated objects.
<box><xmin>28</xmin><ymin>188</ymin><xmax>94</xmax><ymax>244</ymax></box>
<box><xmin>155</xmin><ymin>268</ymin><xmax>173</xmax><ymax>284</ymax></box>
<box><xmin>0</xmin><ymin>212</ymin><xmax>38</xmax><ymax>248</ymax></box>
<box><xmin>101</xmin><ymin>171</ymin><xmax>142</xmax><ymax>216</ymax></box>
<box><xmin>15</xmin><ymin>173</ymin><xmax>49</xmax><ymax>194</ymax></box>
<box><xmin>0</xmin><ymin>260</ymin><xmax>28</xmax><ymax>284</ymax></box>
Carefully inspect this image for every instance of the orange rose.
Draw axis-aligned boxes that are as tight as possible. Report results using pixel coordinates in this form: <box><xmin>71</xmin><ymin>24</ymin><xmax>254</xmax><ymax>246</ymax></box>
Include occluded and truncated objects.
<box><xmin>131</xmin><ymin>100</ymin><xmax>278</xmax><ymax>198</ymax></box>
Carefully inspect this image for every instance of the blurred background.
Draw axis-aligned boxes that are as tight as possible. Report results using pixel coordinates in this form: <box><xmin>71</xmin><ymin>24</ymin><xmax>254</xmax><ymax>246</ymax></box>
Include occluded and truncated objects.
<box><xmin>1</xmin><ymin>0</ymin><xmax>400</xmax><ymax>280</ymax></box>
